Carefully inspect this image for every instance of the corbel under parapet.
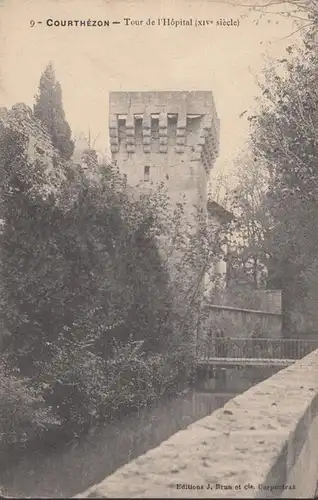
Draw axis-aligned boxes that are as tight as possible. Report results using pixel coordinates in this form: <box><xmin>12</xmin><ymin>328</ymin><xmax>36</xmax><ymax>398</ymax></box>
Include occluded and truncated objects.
<box><xmin>142</xmin><ymin>113</ymin><xmax>151</xmax><ymax>154</ymax></box>
<box><xmin>176</xmin><ymin>112</ymin><xmax>187</xmax><ymax>154</ymax></box>
<box><xmin>159</xmin><ymin>112</ymin><xmax>168</xmax><ymax>153</ymax></box>
<box><xmin>126</xmin><ymin>113</ymin><xmax>135</xmax><ymax>153</ymax></box>
<box><xmin>109</xmin><ymin>114</ymin><xmax>119</xmax><ymax>153</ymax></box>
<box><xmin>194</xmin><ymin>113</ymin><xmax>219</xmax><ymax>170</ymax></box>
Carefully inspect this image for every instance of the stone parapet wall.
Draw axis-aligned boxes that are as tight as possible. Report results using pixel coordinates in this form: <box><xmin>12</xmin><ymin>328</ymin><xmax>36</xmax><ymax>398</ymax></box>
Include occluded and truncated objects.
<box><xmin>109</xmin><ymin>91</ymin><xmax>220</xmax><ymax>215</ymax></box>
<box><xmin>109</xmin><ymin>91</ymin><xmax>219</xmax><ymax>167</ymax></box>
<box><xmin>75</xmin><ymin>349</ymin><xmax>318</xmax><ymax>499</ymax></box>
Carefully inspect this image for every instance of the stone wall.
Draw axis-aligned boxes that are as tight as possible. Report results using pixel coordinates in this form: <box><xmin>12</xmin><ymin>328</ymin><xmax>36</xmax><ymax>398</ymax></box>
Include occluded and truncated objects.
<box><xmin>108</xmin><ymin>91</ymin><xmax>223</xmax><ymax>324</ymax></box>
<box><xmin>253</xmin><ymin>290</ymin><xmax>282</xmax><ymax>314</ymax></box>
<box><xmin>200</xmin><ymin>304</ymin><xmax>282</xmax><ymax>342</ymax></box>
<box><xmin>0</xmin><ymin>103</ymin><xmax>53</xmax><ymax>151</ymax></box>
<box><xmin>75</xmin><ymin>349</ymin><xmax>318</xmax><ymax>499</ymax></box>
<box><xmin>0</xmin><ymin>103</ymin><xmax>67</xmax><ymax>196</ymax></box>
<box><xmin>209</xmin><ymin>288</ymin><xmax>282</xmax><ymax>314</ymax></box>
<box><xmin>109</xmin><ymin>91</ymin><xmax>220</xmax><ymax>217</ymax></box>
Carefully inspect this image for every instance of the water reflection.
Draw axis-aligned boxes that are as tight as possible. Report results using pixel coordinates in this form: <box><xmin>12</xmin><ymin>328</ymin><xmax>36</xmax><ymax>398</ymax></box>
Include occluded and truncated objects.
<box><xmin>0</xmin><ymin>390</ymin><xmax>236</xmax><ymax>498</ymax></box>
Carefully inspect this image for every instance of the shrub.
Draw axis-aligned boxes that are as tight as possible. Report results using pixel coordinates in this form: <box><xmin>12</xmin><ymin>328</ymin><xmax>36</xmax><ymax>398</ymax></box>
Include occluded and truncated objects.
<box><xmin>0</xmin><ymin>361</ymin><xmax>61</xmax><ymax>459</ymax></box>
<box><xmin>32</xmin><ymin>334</ymin><xmax>194</xmax><ymax>439</ymax></box>
<box><xmin>0</xmin><ymin>113</ymin><xmax>219</xmax><ymax>450</ymax></box>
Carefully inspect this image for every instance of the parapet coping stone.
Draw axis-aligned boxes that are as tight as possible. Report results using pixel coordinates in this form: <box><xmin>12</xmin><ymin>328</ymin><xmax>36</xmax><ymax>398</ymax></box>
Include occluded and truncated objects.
<box><xmin>74</xmin><ymin>349</ymin><xmax>318</xmax><ymax>498</ymax></box>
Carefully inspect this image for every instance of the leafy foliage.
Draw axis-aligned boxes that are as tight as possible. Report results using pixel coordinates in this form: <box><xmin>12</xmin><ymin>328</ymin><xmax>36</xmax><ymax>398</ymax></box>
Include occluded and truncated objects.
<box><xmin>0</xmin><ymin>360</ymin><xmax>61</xmax><ymax>461</ymax></box>
<box><xmin>0</xmin><ymin>62</ymin><xmax>230</xmax><ymax>458</ymax></box>
<box><xmin>249</xmin><ymin>28</ymin><xmax>318</xmax><ymax>333</ymax></box>
<box><xmin>0</xmin><ymin>138</ymin><xmax>173</xmax><ymax>370</ymax></box>
<box><xmin>0</xmin><ymin>126</ymin><xmax>212</xmax><ymax>450</ymax></box>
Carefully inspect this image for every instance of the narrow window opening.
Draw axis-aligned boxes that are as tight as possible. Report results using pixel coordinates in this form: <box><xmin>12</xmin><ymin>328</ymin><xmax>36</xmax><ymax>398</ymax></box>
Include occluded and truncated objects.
<box><xmin>144</xmin><ymin>165</ymin><xmax>150</xmax><ymax>182</ymax></box>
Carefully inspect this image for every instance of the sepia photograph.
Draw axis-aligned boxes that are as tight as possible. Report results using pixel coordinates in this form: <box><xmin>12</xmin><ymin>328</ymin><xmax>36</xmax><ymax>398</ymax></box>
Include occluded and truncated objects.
<box><xmin>0</xmin><ymin>0</ymin><xmax>317</xmax><ymax>497</ymax></box>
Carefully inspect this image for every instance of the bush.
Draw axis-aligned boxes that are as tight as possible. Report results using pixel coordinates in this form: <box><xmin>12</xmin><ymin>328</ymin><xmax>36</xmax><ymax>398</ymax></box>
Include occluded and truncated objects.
<box><xmin>0</xmin><ymin>361</ymin><xmax>61</xmax><ymax>460</ymax></box>
<box><xmin>0</xmin><ymin>151</ymin><xmax>173</xmax><ymax>379</ymax></box>
<box><xmin>0</xmin><ymin>120</ymin><xmax>213</xmax><ymax>451</ymax></box>
<box><xmin>34</xmin><ymin>335</ymin><xmax>194</xmax><ymax>439</ymax></box>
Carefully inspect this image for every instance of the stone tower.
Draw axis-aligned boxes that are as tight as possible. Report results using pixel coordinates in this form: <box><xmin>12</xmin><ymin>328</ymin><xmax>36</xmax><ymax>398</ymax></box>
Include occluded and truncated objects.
<box><xmin>109</xmin><ymin>91</ymin><xmax>220</xmax><ymax>215</ymax></box>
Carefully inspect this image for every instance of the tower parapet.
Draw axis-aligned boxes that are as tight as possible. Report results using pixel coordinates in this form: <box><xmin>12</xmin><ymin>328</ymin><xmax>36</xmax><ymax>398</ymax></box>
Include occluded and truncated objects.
<box><xmin>109</xmin><ymin>91</ymin><xmax>220</xmax><ymax>212</ymax></box>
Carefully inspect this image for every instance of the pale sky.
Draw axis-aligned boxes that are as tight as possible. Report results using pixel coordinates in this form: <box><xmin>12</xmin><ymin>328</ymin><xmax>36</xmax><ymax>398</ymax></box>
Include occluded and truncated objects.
<box><xmin>0</xmin><ymin>0</ymin><xmax>299</xmax><ymax>176</ymax></box>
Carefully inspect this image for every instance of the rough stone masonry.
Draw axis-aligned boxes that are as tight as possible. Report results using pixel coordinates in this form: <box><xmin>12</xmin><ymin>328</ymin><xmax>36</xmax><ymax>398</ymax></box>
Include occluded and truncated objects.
<box><xmin>109</xmin><ymin>91</ymin><xmax>220</xmax><ymax>216</ymax></box>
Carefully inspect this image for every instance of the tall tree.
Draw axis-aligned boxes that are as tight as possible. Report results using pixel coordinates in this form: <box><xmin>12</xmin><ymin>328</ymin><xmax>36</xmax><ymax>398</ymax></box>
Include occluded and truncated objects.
<box><xmin>227</xmin><ymin>151</ymin><xmax>272</xmax><ymax>290</ymax></box>
<box><xmin>34</xmin><ymin>62</ymin><xmax>74</xmax><ymax>160</ymax></box>
<box><xmin>249</xmin><ymin>27</ymin><xmax>318</xmax><ymax>335</ymax></box>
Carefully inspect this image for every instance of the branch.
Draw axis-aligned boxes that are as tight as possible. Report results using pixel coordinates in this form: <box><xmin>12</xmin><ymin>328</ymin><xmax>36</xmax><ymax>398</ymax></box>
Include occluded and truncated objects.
<box><xmin>279</xmin><ymin>20</ymin><xmax>315</xmax><ymax>38</ymax></box>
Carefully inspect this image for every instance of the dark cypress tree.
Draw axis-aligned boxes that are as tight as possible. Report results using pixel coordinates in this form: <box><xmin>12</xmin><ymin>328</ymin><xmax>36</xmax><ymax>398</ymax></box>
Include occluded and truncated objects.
<box><xmin>34</xmin><ymin>62</ymin><xmax>74</xmax><ymax>160</ymax></box>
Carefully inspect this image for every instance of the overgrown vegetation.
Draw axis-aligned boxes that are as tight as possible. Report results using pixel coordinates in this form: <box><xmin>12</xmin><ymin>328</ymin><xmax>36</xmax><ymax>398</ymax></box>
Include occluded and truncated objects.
<box><xmin>0</xmin><ymin>64</ymin><xmax>227</xmax><ymax>462</ymax></box>
<box><xmin>208</xmin><ymin>11</ymin><xmax>317</xmax><ymax>335</ymax></box>
<box><xmin>248</xmin><ymin>25</ymin><xmax>318</xmax><ymax>334</ymax></box>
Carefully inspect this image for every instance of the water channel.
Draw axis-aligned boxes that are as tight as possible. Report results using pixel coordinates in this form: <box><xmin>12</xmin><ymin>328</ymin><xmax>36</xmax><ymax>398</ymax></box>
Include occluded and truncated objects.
<box><xmin>0</xmin><ymin>388</ymin><xmax>238</xmax><ymax>498</ymax></box>
<box><xmin>0</xmin><ymin>365</ymin><xmax>282</xmax><ymax>499</ymax></box>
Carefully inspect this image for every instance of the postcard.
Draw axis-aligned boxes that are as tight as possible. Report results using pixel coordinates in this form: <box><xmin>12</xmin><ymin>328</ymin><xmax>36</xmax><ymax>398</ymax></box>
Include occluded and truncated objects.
<box><xmin>0</xmin><ymin>0</ymin><xmax>317</xmax><ymax>498</ymax></box>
